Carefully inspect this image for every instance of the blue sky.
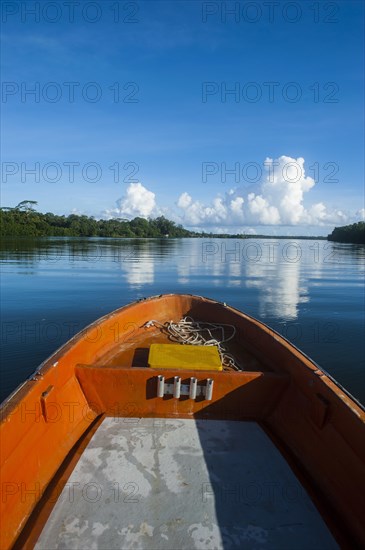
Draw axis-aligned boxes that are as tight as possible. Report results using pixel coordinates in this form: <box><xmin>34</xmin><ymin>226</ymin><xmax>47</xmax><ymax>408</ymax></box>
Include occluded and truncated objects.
<box><xmin>1</xmin><ymin>0</ymin><xmax>364</xmax><ymax>235</ymax></box>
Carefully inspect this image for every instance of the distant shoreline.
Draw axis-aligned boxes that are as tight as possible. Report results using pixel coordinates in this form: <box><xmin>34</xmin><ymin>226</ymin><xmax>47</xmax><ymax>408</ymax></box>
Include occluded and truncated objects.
<box><xmin>1</xmin><ymin>234</ymin><xmax>328</xmax><ymax>240</ymax></box>
<box><xmin>1</xmin><ymin>203</ymin><xmax>363</xmax><ymax>242</ymax></box>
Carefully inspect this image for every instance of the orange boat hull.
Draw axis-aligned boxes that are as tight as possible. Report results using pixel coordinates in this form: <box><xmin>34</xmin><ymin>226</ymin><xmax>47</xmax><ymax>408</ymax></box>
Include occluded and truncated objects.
<box><xmin>1</xmin><ymin>294</ymin><xmax>364</xmax><ymax>548</ymax></box>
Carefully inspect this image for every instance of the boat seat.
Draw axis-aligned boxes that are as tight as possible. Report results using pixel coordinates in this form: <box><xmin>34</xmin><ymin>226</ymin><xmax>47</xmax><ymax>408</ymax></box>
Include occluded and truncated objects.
<box><xmin>75</xmin><ymin>364</ymin><xmax>289</xmax><ymax>420</ymax></box>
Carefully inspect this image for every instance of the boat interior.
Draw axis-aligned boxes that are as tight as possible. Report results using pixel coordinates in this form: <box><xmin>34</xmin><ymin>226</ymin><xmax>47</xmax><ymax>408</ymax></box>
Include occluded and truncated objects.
<box><xmin>1</xmin><ymin>294</ymin><xmax>364</xmax><ymax>549</ymax></box>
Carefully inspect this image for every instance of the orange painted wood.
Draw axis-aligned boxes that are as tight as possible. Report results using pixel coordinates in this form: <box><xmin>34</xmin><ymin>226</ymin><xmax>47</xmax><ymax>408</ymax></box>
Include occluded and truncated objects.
<box><xmin>75</xmin><ymin>366</ymin><xmax>289</xmax><ymax>419</ymax></box>
<box><xmin>0</xmin><ymin>294</ymin><xmax>364</xmax><ymax>549</ymax></box>
<box><xmin>0</xmin><ymin>371</ymin><xmax>96</xmax><ymax>550</ymax></box>
<box><xmin>266</xmin><ymin>373</ymin><xmax>365</xmax><ymax>545</ymax></box>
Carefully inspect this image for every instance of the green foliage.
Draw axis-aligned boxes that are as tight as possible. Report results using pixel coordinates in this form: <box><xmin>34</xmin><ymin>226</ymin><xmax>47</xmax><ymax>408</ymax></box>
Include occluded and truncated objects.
<box><xmin>15</xmin><ymin>200</ymin><xmax>38</xmax><ymax>211</ymax></box>
<box><xmin>0</xmin><ymin>202</ymin><xmax>333</xmax><ymax>239</ymax></box>
<box><xmin>0</xmin><ymin>209</ymin><xmax>194</xmax><ymax>238</ymax></box>
<box><xmin>328</xmin><ymin>222</ymin><xmax>365</xmax><ymax>244</ymax></box>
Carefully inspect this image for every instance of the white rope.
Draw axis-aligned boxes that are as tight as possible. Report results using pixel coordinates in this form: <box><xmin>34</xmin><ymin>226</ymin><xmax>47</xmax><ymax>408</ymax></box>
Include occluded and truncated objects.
<box><xmin>144</xmin><ymin>317</ymin><xmax>243</xmax><ymax>371</ymax></box>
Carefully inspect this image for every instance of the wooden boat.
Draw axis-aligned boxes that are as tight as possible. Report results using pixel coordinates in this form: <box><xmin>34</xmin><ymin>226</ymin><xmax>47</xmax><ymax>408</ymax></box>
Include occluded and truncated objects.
<box><xmin>1</xmin><ymin>293</ymin><xmax>364</xmax><ymax>549</ymax></box>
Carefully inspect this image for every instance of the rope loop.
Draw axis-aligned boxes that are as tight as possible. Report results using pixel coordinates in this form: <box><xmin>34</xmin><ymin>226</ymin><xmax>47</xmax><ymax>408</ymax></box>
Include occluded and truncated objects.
<box><xmin>144</xmin><ymin>317</ymin><xmax>243</xmax><ymax>371</ymax></box>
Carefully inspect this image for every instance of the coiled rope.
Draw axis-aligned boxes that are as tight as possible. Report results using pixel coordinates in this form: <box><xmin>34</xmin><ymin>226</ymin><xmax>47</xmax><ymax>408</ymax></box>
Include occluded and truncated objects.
<box><xmin>144</xmin><ymin>317</ymin><xmax>242</xmax><ymax>371</ymax></box>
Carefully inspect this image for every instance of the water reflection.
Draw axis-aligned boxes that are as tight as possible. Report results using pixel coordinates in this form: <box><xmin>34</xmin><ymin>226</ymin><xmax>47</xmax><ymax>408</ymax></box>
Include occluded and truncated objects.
<box><xmin>1</xmin><ymin>239</ymin><xmax>362</xmax><ymax>314</ymax></box>
<box><xmin>200</xmin><ymin>240</ymin><xmax>310</xmax><ymax>321</ymax></box>
<box><xmin>245</xmin><ymin>255</ymin><xmax>308</xmax><ymax>321</ymax></box>
<box><xmin>0</xmin><ymin>237</ymin><xmax>352</xmax><ymax>322</ymax></box>
<box><xmin>1</xmin><ymin>237</ymin><xmax>364</xmax><ymax>404</ymax></box>
<box><xmin>123</xmin><ymin>257</ymin><xmax>155</xmax><ymax>287</ymax></box>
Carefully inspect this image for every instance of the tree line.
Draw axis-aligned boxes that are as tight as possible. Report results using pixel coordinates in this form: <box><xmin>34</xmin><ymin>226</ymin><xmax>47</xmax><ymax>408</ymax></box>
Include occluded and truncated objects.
<box><xmin>327</xmin><ymin>222</ymin><xmax>365</xmax><ymax>244</ymax></box>
<box><xmin>2</xmin><ymin>201</ymin><xmax>347</xmax><ymax>240</ymax></box>
<box><xmin>0</xmin><ymin>201</ymin><xmax>197</xmax><ymax>238</ymax></box>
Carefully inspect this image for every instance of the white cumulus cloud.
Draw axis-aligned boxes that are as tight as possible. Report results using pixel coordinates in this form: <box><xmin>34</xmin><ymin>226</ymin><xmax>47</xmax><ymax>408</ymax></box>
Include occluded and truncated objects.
<box><xmin>177</xmin><ymin>192</ymin><xmax>192</xmax><ymax>209</ymax></box>
<box><xmin>176</xmin><ymin>155</ymin><xmax>348</xmax><ymax>228</ymax></box>
<box><xmin>102</xmin><ymin>156</ymin><xmax>361</xmax><ymax>232</ymax></box>
<box><xmin>356</xmin><ymin>208</ymin><xmax>365</xmax><ymax>221</ymax></box>
<box><xmin>104</xmin><ymin>182</ymin><xmax>156</xmax><ymax>219</ymax></box>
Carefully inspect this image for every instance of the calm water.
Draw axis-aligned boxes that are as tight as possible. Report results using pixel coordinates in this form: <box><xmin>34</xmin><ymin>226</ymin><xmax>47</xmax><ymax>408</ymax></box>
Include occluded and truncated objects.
<box><xmin>1</xmin><ymin>238</ymin><xmax>364</xmax><ymax>404</ymax></box>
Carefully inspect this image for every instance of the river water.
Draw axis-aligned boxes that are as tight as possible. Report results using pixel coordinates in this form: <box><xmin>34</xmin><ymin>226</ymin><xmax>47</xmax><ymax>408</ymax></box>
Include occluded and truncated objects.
<box><xmin>1</xmin><ymin>237</ymin><xmax>364</xmax><ymax>404</ymax></box>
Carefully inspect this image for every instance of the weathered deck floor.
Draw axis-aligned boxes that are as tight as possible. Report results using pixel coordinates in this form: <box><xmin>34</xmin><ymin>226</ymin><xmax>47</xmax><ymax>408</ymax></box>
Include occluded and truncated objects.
<box><xmin>35</xmin><ymin>418</ymin><xmax>338</xmax><ymax>549</ymax></box>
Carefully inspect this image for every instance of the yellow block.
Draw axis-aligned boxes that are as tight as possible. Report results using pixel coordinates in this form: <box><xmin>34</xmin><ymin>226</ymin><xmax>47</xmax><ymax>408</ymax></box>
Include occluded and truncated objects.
<box><xmin>148</xmin><ymin>343</ymin><xmax>222</xmax><ymax>371</ymax></box>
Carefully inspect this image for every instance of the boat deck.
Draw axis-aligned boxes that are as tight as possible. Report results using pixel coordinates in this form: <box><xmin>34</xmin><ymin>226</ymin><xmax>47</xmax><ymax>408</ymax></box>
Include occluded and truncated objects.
<box><xmin>94</xmin><ymin>328</ymin><xmax>264</xmax><ymax>371</ymax></box>
<box><xmin>35</xmin><ymin>418</ymin><xmax>338</xmax><ymax>549</ymax></box>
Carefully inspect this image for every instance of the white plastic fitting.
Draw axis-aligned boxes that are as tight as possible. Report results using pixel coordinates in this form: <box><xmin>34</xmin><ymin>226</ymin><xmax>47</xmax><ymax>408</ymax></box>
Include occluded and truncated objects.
<box><xmin>173</xmin><ymin>376</ymin><xmax>181</xmax><ymax>398</ymax></box>
<box><xmin>205</xmin><ymin>379</ymin><xmax>214</xmax><ymax>401</ymax></box>
<box><xmin>157</xmin><ymin>375</ymin><xmax>165</xmax><ymax>398</ymax></box>
<box><xmin>189</xmin><ymin>377</ymin><xmax>197</xmax><ymax>399</ymax></box>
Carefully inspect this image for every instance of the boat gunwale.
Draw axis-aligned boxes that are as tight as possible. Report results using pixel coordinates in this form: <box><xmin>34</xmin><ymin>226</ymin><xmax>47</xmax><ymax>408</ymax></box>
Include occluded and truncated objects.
<box><xmin>1</xmin><ymin>294</ymin><xmax>364</xmax><ymax>549</ymax></box>
<box><xmin>1</xmin><ymin>293</ymin><xmax>364</xmax><ymax>414</ymax></box>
